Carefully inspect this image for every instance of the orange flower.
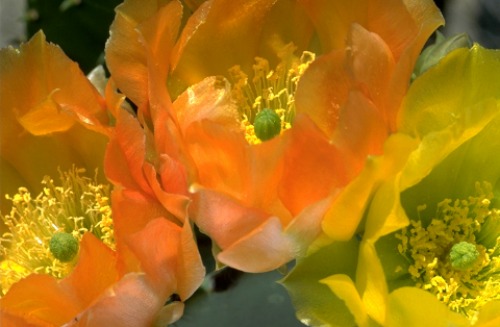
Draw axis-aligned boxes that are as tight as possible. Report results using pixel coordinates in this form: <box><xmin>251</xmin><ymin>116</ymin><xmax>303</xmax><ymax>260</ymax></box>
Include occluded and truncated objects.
<box><xmin>0</xmin><ymin>28</ymin><xmax>204</xmax><ymax>325</ymax></box>
<box><xmin>104</xmin><ymin>0</ymin><xmax>443</xmax><ymax>272</ymax></box>
<box><xmin>0</xmin><ymin>31</ymin><xmax>112</xmax><ymax>219</ymax></box>
<box><xmin>0</xmin><ymin>217</ymin><xmax>204</xmax><ymax>326</ymax></box>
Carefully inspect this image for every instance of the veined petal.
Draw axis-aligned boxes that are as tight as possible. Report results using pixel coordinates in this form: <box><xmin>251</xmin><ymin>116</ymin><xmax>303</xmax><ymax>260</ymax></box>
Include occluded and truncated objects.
<box><xmin>0</xmin><ymin>31</ymin><xmax>110</xmax><ymax>213</ymax></box>
<box><xmin>322</xmin><ymin>133</ymin><xmax>418</xmax><ymax>241</ymax></box>
<box><xmin>125</xmin><ymin>218</ymin><xmax>204</xmax><ymax>300</ymax></box>
<box><xmin>170</xmin><ymin>0</ymin><xmax>279</xmax><ymax>90</ymax></box>
<box><xmin>105</xmin><ymin>109</ymin><xmax>153</xmax><ymax>196</ymax></box>
<box><xmin>61</xmin><ymin>234</ymin><xmax>119</xmax><ymax>308</ymax></box>
<box><xmin>0</xmin><ymin>234</ymin><xmax>118</xmax><ymax>325</ymax></box>
<box><xmin>0</xmin><ymin>31</ymin><xmax>108</xmax><ymax>136</ymax></box>
<box><xmin>281</xmin><ymin>239</ymin><xmax>360</xmax><ymax>327</ymax></box>
<box><xmin>321</xmin><ymin>274</ymin><xmax>371</xmax><ymax>327</ymax></box>
<box><xmin>173</xmin><ymin>76</ymin><xmax>240</xmax><ymax>133</ymax></box>
<box><xmin>298</xmin><ymin>0</ymin><xmax>441</xmax><ymax>59</ymax></box>
<box><xmin>105</xmin><ymin>0</ymin><xmax>182</xmax><ymax>109</ymax></box>
<box><xmin>279</xmin><ymin>115</ymin><xmax>350</xmax><ymax>217</ymax></box>
<box><xmin>0</xmin><ymin>274</ymin><xmax>81</xmax><ymax>325</ymax></box>
<box><xmin>218</xmin><ymin>217</ymin><xmax>294</xmax><ymax>273</ymax></box>
<box><xmin>70</xmin><ymin>273</ymin><xmax>165</xmax><ymax>327</ymax></box>
<box><xmin>191</xmin><ymin>187</ymin><xmax>269</xmax><ymax>250</ymax></box>
<box><xmin>398</xmin><ymin>45</ymin><xmax>500</xmax><ymax>189</ymax></box>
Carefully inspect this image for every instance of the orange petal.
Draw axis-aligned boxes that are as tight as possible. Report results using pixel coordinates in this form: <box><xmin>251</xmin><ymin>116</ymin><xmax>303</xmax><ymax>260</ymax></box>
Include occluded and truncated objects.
<box><xmin>295</xmin><ymin>49</ymin><xmax>349</xmax><ymax>138</ymax></box>
<box><xmin>173</xmin><ymin>76</ymin><xmax>240</xmax><ymax>133</ymax></box>
<box><xmin>176</xmin><ymin>220</ymin><xmax>206</xmax><ymax>300</ymax></box>
<box><xmin>217</xmin><ymin>217</ymin><xmax>294</xmax><ymax>272</ymax></box>
<box><xmin>104</xmin><ymin>109</ymin><xmax>152</xmax><ymax>195</ymax></box>
<box><xmin>170</xmin><ymin>0</ymin><xmax>279</xmax><ymax>89</ymax></box>
<box><xmin>0</xmin><ymin>234</ymin><xmax>117</xmax><ymax>325</ymax></box>
<box><xmin>125</xmin><ymin>218</ymin><xmax>205</xmax><ymax>300</ymax></box>
<box><xmin>73</xmin><ymin>273</ymin><xmax>164</xmax><ymax>327</ymax></box>
<box><xmin>111</xmin><ymin>187</ymin><xmax>170</xmax><ymax>239</ymax></box>
<box><xmin>184</xmin><ymin>120</ymin><xmax>248</xmax><ymax>199</ymax></box>
<box><xmin>298</xmin><ymin>0</ymin><xmax>418</xmax><ymax>57</ymax></box>
<box><xmin>0</xmin><ymin>31</ymin><xmax>108</xmax><ymax>136</ymax></box>
<box><xmin>143</xmin><ymin>161</ymin><xmax>190</xmax><ymax>223</ymax></box>
<box><xmin>346</xmin><ymin>24</ymin><xmax>395</xmax><ymax>119</ymax></box>
<box><xmin>1</xmin><ymin>31</ymin><xmax>109</xmax><ymax>212</ymax></box>
<box><xmin>61</xmin><ymin>233</ymin><xmax>119</xmax><ymax>309</ymax></box>
<box><xmin>191</xmin><ymin>187</ymin><xmax>269</xmax><ymax>250</ymax></box>
<box><xmin>0</xmin><ymin>274</ymin><xmax>80</xmax><ymax>325</ymax></box>
<box><xmin>279</xmin><ymin>115</ymin><xmax>350</xmax><ymax>216</ymax></box>
<box><xmin>106</xmin><ymin>0</ymin><xmax>182</xmax><ymax>109</ymax></box>
<box><xmin>331</xmin><ymin>90</ymin><xmax>389</xmax><ymax>172</ymax></box>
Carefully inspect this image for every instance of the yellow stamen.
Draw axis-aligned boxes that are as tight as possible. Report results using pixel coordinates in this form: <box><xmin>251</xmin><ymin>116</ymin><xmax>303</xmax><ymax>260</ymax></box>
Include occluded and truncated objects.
<box><xmin>228</xmin><ymin>43</ymin><xmax>315</xmax><ymax>144</ymax></box>
<box><xmin>0</xmin><ymin>167</ymin><xmax>114</xmax><ymax>296</ymax></box>
<box><xmin>396</xmin><ymin>182</ymin><xmax>500</xmax><ymax>321</ymax></box>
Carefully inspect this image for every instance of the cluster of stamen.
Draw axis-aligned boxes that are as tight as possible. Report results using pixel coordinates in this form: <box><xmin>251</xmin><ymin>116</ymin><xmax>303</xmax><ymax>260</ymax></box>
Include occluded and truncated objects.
<box><xmin>396</xmin><ymin>182</ymin><xmax>500</xmax><ymax>321</ymax></box>
<box><xmin>228</xmin><ymin>43</ymin><xmax>315</xmax><ymax>144</ymax></box>
<box><xmin>0</xmin><ymin>167</ymin><xmax>114</xmax><ymax>296</ymax></box>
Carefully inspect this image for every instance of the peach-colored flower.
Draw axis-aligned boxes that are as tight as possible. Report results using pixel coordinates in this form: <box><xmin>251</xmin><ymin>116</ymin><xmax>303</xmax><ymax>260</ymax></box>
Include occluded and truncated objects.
<box><xmin>0</xmin><ymin>216</ymin><xmax>204</xmax><ymax>326</ymax></box>
<box><xmin>0</xmin><ymin>28</ymin><xmax>204</xmax><ymax>325</ymax></box>
<box><xmin>104</xmin><ymin>0</ymin><xmax>443</xmax><ymax>272</ymax></box>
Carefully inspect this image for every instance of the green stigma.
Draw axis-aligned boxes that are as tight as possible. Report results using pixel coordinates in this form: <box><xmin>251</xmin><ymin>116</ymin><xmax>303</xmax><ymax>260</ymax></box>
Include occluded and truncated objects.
<box><xmin>449</xmin><ymin>241</ymin><xmax>479</xmax><ymax>270</ymax></box>
<box><xmin>228</xmin><ymin>44</ymin><xmax>316</xmax><ymax>144</ymax></box>
<box><xmin>254</xmin><ymin>108</ymin><xmax>281</xmax><ymax>141</ymax></box>
<box><xmin>49</xmin><ymin>232</ymin><xmax>79</xmax><ymax>262</ymax></box>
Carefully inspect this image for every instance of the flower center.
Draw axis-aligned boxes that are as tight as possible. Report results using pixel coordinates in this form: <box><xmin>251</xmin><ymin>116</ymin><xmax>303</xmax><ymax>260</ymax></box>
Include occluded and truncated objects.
<box><xmin>0</xmin><ymin>167</ymin><xmax>114</xmax><ymax>296</ymax></box>
<box><xmin>49</xmin><ymin>232</ymin><xmax>79</xmax><ymax>262</ymax></box>
<box><xmin>228</xmin><ymin>43</ymin><xmax>315</xmax><ymax>144</ymax></box>
<box><xmin>449</xmin><ymin>241</ymin><xmax>479</xmax><ymax>270</ymax></box>
<box><xmin>396</xmin><ymin>182</ymin><xmax>500</xmax><ymax>321</ymax></box>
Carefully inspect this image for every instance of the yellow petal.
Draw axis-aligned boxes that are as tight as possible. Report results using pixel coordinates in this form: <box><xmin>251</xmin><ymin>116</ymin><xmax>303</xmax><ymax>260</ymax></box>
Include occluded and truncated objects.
<box><xmin>474</xmin><ymin>301</ymin><xmax>500</xmax><ymax>327</ymax></box>
<box><xmin>322</xmin><ymin>133</ymin><xmax>418</xmax><ymax>241</ymax></box>
<box><xmin>386</xmin><ymin>287</ymin><xmax>469</xmax><ymax>327</ymax></box>
<box><xmin>321</xmin><ymin>274</ymin><xmax>370</xmax><ymax>327</ymax></box>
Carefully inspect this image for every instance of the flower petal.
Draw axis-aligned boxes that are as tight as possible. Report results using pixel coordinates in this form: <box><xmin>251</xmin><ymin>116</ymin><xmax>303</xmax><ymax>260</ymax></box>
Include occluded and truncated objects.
<box><xmin>281</xmin><ymin>239</ymin><xmax>360</xmax><ymax>327</ymax></box>
<box><xmin>105</xmin><ymin>0</ymin><xmax>182</xmax><ymax>108</ymax></box>
<box><xmin>217</xmin><ymin>217</ymin><xmax>294</xmax><ymax>272</ymax></box>
<box><xmin>386</xmin><ymin>287</ymin><xmax>469</xmax><ymax>327</ymax></box>
<box><xmin>125</xmin><ymin>218</ymin><xmax>205</xmax><ymax>300</ymax></box>
<box><xmin>0</xmin><ymin>233</ymin><xmax>118</xmax><ymax>325</ymax></box>
<box><xmin>322</xmin><ymin>133</ymin><xmax>418</xmax><ymax>241</ymax></box>
<box><xmin>170</xmin><ymin>0</ymin><xmax>279</xmax><ymax>90</ymax></box>
<box><xmin>72</xmin><ymin>273</ymin><xmax>164</xmax><ymax>327</ymax></box>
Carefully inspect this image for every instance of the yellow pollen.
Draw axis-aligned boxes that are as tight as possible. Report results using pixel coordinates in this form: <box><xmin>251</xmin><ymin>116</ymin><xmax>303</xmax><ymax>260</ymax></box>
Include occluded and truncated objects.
<box><xmin>0</xmin><ymin>167</ymin><xmax>114</xmax><ymax>296</ymax></box>
<box><xmin>396</xmin><ymin>182</ymin><xmax>500</xmax><ymax>320</ymax></box>
<box><xmin>228</xmin><ymin>43</ymin><xmax>315</xmax><ymax>144</ymax></box>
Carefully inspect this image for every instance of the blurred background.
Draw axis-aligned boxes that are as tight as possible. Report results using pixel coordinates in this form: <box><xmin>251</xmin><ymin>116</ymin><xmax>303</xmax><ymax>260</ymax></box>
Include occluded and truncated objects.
<box><xmin>1</xmin><ymin>0</ymin><xmax>499</xmax><ymax>73</ymax></box>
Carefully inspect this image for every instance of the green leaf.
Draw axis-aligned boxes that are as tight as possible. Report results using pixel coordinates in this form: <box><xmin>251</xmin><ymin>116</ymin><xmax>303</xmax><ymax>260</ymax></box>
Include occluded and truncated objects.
<box><xmin>173</xmin><ymin>268</ymin><xmax>306</xmax><ymax>327</ymax></box>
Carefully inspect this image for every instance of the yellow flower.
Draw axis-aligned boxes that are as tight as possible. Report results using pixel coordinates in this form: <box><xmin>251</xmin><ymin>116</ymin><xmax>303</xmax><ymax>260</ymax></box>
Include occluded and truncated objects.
<box><xmin>283</xmin><ymin>45</ymin><xmax>500</xmax><ymax>326</ymax></box>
